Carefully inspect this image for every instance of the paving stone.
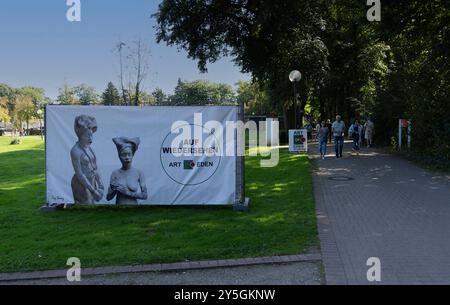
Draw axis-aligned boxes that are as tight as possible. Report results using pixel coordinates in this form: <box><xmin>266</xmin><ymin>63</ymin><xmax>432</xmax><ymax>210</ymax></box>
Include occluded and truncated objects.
<box><xmin>312</xmin><ymin>143</ymin><xmax>450</xmax><ymax>285</ymax></box>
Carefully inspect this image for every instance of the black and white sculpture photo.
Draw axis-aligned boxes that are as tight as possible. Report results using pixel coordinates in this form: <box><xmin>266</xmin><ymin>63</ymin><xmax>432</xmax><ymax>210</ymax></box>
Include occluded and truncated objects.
<box><xmin>70</xmin><ymin>115</ymin><xmax>104</xmax><ymax>204</ymax></box>
<box><xmin>107</xmin><ymin>137</ymin><xmax>148</xmax><ymax>205</ymax></box>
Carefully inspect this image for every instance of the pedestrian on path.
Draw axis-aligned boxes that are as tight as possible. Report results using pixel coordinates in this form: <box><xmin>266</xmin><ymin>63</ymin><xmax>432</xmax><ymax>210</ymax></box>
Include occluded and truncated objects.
<box><xmin>364</xmin><ymin>118</ymin><xmax>375</xmax><ymax>148</ymax></box>
<box><xmin>306</xmin><ymin>123</ymin><xmax>313</xmax><ymax>141</ymax></box>
<box><xmin>316</xmin><ymin>122</ymin><xmax>321</xmax><ymax>132</ymax></box>
<box><xmin>360</xmin><ymin>121</ymin><xmax>366</xmax><ymax>147</ymax></box>
<box><xmin>317</xmin><ymin>121</ymin><xmax>329</xmax><ymax>160</ymax></box>
<box><xmin>332</xmin><ymin>115</ymin><xmax>346</xmax><ymax>158</ymax></box>
<box><xmin>349</xmin><ymin>120</ymin><xmax>362</xmax><ymax>154</ymax></box>
<box><xmin>326</xmin><ymin>119</ymin><xmax>332</xmax><ymax>143</ymax></box>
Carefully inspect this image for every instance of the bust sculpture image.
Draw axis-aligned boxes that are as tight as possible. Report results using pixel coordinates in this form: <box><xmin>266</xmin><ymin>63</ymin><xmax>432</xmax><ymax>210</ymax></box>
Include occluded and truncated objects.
<box><xmin>70</xmin><ymin>115</ymin><xmax>104</xmax><ymax>204</ymax></box>
<box><xmin>107</xmin><ymin>137</ymin><xmax>148</xmax><ymax>205</ymax></box>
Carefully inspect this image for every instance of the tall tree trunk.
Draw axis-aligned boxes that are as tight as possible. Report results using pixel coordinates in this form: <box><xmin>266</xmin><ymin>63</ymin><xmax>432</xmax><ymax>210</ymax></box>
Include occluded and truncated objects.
<box><xmin>320</xmin><ymin>98</ymin><xmax>326</xmax><ymax>122</ymax></box>
<box><xmin>118</xmin><ymin>42</ymin><xmax>127</xmax><ymax>106</ymax></box>
<box><xmin>134</xmin><ymin>84</ymin><xmax>140</xmax><ymax>106</ymax></box>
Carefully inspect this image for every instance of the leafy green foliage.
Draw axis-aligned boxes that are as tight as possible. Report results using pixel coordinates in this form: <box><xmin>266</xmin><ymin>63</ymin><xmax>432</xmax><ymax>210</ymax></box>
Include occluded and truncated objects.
<box><xmin>372</xmin><ymin>0</ymin><xmax>450</xmax><ymax>167</ymax></box>
<box><xmin>101</xmin><ymin>82</ymin><xmax>121</xmax><ymax>106</ymax></box>
<box><xmin>0</xmin><ymin>84</ymin><xmax>48</xmax><ymax>131</ymax></box>
<box><xmin>56</xmin><ymin>83</ymin><xmax>78</xmax><ymax>105</ymax></box>
<box><xmin>14</xmin><ymin>95</ymin><xmax>35</xmax><ymax>129</ymax></box>
<box><xmin>168</xmin><ymin>79</ymin><xmax>236</xmax><ymax>105</ymax></box>
<box><xmin>74</xmin><ymin>84</ymin><xmax>99</xmax><ymax>105</ymax></box>
<box><xmin>236</xmin><ymin>80</ymin><xmax>271</xmax><ymax>115</ymax></box>
<box><xmin>155</xmin><ymin>1</ymin><xmax>449</xmax><ymax>167</ymax></box>
<box><xmin>151</xmin><ymin>87</ymin><xmax>167</xmax><ymax>105</ymax></box>
<box><xmin>0</xmin><ymin>83</ymin><xmax>16</xmax><ymax>113</ymax></box>
<box><xmin>0</xmin><ymin>97</ymin><xmax>10</xmax><ymax>123</ymax></box>
<box><xmin>154</xmin><ymin>0</ymin><xmax>330</xmax><ymax>126</ymax></box>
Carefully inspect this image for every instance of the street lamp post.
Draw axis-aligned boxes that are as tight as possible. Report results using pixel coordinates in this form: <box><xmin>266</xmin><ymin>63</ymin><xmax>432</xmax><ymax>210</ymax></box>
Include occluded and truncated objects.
<box><xmin>289</xmin><ymin>70</ymin><xmax>302</xmax><ymax>129</ymax></box>
<box><xmin>36</xmin><ymin>108</ymin><xmax>44</xmax><ymax>140</ymax></box>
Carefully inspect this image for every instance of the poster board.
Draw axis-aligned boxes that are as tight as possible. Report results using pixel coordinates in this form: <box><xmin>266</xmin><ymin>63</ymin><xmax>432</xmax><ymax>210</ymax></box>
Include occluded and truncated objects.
<box><xmin>289</xmin><ymin>129</ymin><xmax>308</xmax><ymax>154</ymax></box>
<box><xmin>45</xmin><ymin>106</ymin><xmax>238</xmax><ymax>206</ymax></box>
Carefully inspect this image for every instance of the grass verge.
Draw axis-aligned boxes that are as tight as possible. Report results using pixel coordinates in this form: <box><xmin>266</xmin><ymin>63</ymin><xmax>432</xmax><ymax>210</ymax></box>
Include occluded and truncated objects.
<box><xmin>0</xmin><ymin>136</ymin><xmax>317</xmax><ymax>272</ymax></box>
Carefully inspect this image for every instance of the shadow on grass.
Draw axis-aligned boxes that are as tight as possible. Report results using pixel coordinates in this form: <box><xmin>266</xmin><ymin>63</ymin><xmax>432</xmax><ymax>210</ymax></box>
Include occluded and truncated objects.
<box><xmin>0</xmin><ymin>146</ymin><xmax>318</xmax><ymax>272</ymax></box>
<box><xmin>0</xmin><ymin>149</ymin><xmax>45</xmax><ymax>189</ymax></box>
<box><xmin>0</xmin><ymin>149</ymin><xmax>45</xmax><ymax>212</ymax></box>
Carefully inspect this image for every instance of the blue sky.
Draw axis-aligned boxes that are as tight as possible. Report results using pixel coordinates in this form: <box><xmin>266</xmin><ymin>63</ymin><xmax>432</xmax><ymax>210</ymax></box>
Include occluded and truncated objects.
<box><xmin>0</xmin><ymin>0</ymin><xmax>249</xmax><ymax>99</ymax></box>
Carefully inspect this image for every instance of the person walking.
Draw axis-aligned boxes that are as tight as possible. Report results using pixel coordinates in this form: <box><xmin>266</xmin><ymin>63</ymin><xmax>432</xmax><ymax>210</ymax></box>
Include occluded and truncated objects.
<box><xmin>315</xmin><ymin>122</ymin><xmax>321</xmax><ymax>141</ymax></box>
<box><xmin>326</xmin><ymin>119</ymin><xmax>332</xmax><ymax>143</ymax></box>
<box><xmin>306</xmin><ymin>123</ymin><xmax>313</xmax><ymax>141</ymax></box>
<box><xmin>349</xmin><ymin>120</ymin><xmax>362</xmax><ymax>155</ymax></box>
<box><xmin>364</xmin><ymin>118</ymin><xmax>375</xmax><ymax>148</ymax></box>
<box><xmin>360</xmin><ymin>121</ymin><xmax>366</xmax><ymax>148</ymax></box>
<box><xmin>317</xmin><ymin>121</ymin><xmax>329</xmax><ymax>160</ymax></box>
<box><xmin>332</xmin><ymin>115</ymin><xmax>346</xmax><ymax>158</ymax></box>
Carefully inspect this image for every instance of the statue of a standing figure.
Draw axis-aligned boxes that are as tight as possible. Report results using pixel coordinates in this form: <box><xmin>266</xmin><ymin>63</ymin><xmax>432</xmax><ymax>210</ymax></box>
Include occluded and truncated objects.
<box><xmin>107</xmin><ymin>137</ymin><xmax>148</xmax><ymax>205</ymax></box>
<box><xmin>70</xmin><ymin>115</ymin><xmax>104</xmax><ymax>204</ymax></box>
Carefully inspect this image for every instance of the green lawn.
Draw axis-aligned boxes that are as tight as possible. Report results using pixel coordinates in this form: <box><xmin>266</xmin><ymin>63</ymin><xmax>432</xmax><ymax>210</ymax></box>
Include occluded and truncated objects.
<box><xmin>0</xmin><ymin>136</ymin><xmax>318</xmax><ymax>272</ymax></box>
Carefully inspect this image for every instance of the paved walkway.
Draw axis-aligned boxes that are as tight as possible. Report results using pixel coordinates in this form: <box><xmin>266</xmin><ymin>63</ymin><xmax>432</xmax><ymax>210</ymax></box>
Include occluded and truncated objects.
<box><xmin>1</xmin><ymin>262</ymin><xmax>322</xmax><ymax>285</ymax></box>
<box><xmin>312</xmin><ymin>142</ymin><xmax>450</xmax><ymax>284</ymax></box>
<box><xmin>0</xmin><ymin>254</ymin><xmax>322</xmax><ymax>285</ymax></box>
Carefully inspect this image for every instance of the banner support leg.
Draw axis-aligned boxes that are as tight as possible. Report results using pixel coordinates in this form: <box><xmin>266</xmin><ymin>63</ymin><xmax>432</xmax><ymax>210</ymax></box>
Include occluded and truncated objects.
<box><xmin>234</xmin><ymin>100</ymin><xmax>250</xmax><ymax>212</ymax></box>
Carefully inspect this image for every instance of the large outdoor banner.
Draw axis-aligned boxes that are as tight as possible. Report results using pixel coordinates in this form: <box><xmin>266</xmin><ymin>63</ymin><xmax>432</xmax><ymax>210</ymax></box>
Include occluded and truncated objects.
<box><xmin>45</xmin><ymin>106</ymin><xmax>238</xmax><ymax>206</ymax></box>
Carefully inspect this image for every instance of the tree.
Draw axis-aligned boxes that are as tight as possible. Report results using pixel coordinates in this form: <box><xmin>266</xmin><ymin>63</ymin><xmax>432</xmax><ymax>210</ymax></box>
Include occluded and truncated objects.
<box><xmin>0</xmin><ymin>83</ymin><xmax>16</xmax><ymax>113</ymax></box>
<box><xmin>310</xmin><ymin>0</ymin><xmax>386</xmax><ymax>123</ymax></box>
<box><xmin>357</xmin><ymin>43</ymin><xmax>390</xmax><ymax>118</ymax></box>
<box><xmin>75</xmin><ymin>84</ymin><xmax>98</xmax><ymax>105</ymax></box>
<box><xmin>138</xmin><ymin>91</ymin><xmax>156</xmax><ymax>106</ymax></box>
<box><xmin>154</xmin><ymin>0</ymin><xmax>329</xmax><ymax>128</ymax></box>
<box><xmin>169</xmin><ymin>79</ymin><xmax>235</xmax><ymax>106</ymax></box>
<box><xmin>215</xmin><ymin>83</ymin><xmax>236</xmax><ymax>105</ymax></box>
<box><xmin>151</xmin><ymin>87</ymin><xmax>167</xmax><ymax>105</ymax></box>
<box><xmin>236</xmin><ymin>80</ymin><xmax>271</xmax><ymax>115</ymax></box>
<box><xmin>57</xmin><ymin>83</ymin><xmax>78</xmax><ymax>105</ymax></box>
<box><xmin>114</xmin><ymin>39</ymin><xmax>151</xmax><ymax>106</ymax></box>
<box><xmin>17</xmin><ymin>86</ymin><xmax>46</xmax><ymax>131</ymax></box>
<box><xmin>14</xmin><ymin>94</ymin><xmax>35</xmax><ymax>132</ymax></box>
<box><xmin>0</xmin><ymin>97</ymin><xmax>10</xmax><ymax>125</ymax></box>
<box><xmin>57</xmin><ymin>83</ymin><xmax>98</xmax><ymax>105</ymax></box>
<box><xmin>0</xmin><ymin>107</ymin><xmax>9</xmax><ymax>125</ymax></box>
<box><xmin>1</xmin><ymin>85</ymin><xmax>48</xmax><ymax>134</ymax></box>
<box><xmin>0</xmin><ymin>84</ymin><xmax>14</xmax><ymax>98</ymax></box>
<box><xmin>129</xmin><ymin>39</ymin><xmax>151</xmax><ymax>106</ymax></box>
<box><xmin>19</xmin><ymin>86</ymin><xmax>45</xmax><ymax>106</ymax></box>
<box><xmin>371</xmin><ymin>0</ymin><xmax>450</xmax><ymax>166</ymax></box>
<box><xmin>101</xmin><ymin>82</ymin><xmax>121</xmax><ymax>105</ymax></box>
<box><xmin>115</xmin><ymin>41</ymin><xmax>128</xmax><ymax>105</ymax></box>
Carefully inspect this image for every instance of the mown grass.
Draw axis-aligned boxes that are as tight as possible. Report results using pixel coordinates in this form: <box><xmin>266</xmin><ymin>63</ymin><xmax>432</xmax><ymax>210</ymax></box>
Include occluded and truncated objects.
<box><xmin>0</xmin><ymin>136</ymin><xmax>317</xmax><ymax>272</ymax></box>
